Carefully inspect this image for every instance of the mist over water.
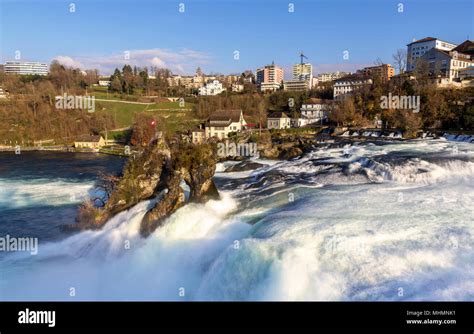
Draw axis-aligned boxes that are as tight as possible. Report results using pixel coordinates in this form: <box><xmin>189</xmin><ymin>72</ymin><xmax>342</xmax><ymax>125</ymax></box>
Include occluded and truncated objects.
<box><xmin>0</xmin><ymin>139</ymin><xmax>473</xmax><ymax>301</ymax></box>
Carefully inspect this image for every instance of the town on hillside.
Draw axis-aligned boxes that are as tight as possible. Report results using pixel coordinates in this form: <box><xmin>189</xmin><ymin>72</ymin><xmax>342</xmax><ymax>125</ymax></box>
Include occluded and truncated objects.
<box><xmin>0</xmin><ymin>37</ymin><xmax>473</xmax><ymax>154</ymax></box>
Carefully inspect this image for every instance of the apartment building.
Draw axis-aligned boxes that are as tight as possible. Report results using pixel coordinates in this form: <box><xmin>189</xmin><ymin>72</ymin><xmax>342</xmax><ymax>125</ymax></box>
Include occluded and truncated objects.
<box><xmin>419</xmin><ymin>47</ymin><xmax>473</xmax><ymax>82</ymax></box>
<box><xmin>284</xmin><ymin>62</ymin><xmax>313</xmax><ymax>91</ymax></box>
<box><xmin>333</xmin><ymin>74</ymin><xmax>373</xmax><ymax>100</ymax></box>
<box><xmin>358</xmin><ymin>64</ymin><xmax>395</xmax><ymax>83</ymax></box>
<box><xmin>316</xmin><ymin>71</ymin><xmax>351</xmax><ymax>82</ymax></box>
<box><xmin>300</xmin><ymin>98</ymin><xmax>335</xmax><ymax>124</ymax></box>
<box><xmin>283</xmin><ymin>79</ymin><xmax>312</xmax><ymax>91</ymax></box>
<box><xmin>4</xmin><ymin>61</ymin><xmax>48</xmax><ymax>75</ymax></box>
<box><xmin>407</xmin><ymin>37</ymin><xmax>457</xmax><ymax>71</ymax></box>
<box><xmin>256</xmin><ymin>62</ymin><xmax>284</xmax><ymax>92</ymax></box>
<box><xmin>292</xmin><ymin>63</ymin><xmax>313</xmax><ymax>82</ymax></box>
<box><xmin>198</xmin><ymin>80</ymin><xmax>225</xmax><ymax>96</ymax></box>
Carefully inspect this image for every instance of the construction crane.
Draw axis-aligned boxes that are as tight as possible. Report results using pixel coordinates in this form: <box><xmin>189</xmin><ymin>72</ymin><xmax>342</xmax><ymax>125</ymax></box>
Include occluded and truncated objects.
<box><xmin>299</xmin><ymin>51</ymin><xmax>308</xmax><ymax>64</ymax></box>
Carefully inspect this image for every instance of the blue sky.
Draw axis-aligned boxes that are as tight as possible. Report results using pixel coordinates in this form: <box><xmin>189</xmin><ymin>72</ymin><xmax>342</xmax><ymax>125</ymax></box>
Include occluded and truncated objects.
<box><xmin>0</xmin><ymin>0</ymin><xmax>473</xmax><ymax>76</ymax></box>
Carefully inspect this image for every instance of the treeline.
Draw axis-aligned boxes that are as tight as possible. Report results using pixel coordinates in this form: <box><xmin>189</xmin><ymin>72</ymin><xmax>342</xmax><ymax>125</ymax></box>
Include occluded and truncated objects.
<box><xmin>328</xmin><ymin>73</ymin><xmax>474</xmax><ymax>134</ymax></box>
<box><xmin>108</xmin><ymin>65</ymin><xmax>171</xmax><ymax>96</ymax></box>
<box><xmin>0</xmin><ymin>61</ymin><xmax>115</xmax><ymax>143</ymax></box>
<box><xmin>0</xmin><ymin>99</ymin><xmax>115</xmax><ymax>144</ymax></box>
<box><xmin>1</xmin><ymin>61</ymin><xmax>97</xmax><ymax>96</ymax></box>
<box><xmin>192</xmin><ymin>85</ymin><xmax>334</xmax><ymax>124</ymax></box>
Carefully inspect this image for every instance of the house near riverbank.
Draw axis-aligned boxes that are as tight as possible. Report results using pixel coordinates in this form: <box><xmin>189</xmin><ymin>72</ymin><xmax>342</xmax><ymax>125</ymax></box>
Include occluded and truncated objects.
<box><xmin>205</xmin><ymin>109</ymin><xmax>247</xmax><ymax>139</ymax></box>
<box><xmin>267</xmin><ymin>112</ymin><xmax>291</xmax><ymax>129</ymax></box>
<box><xmin>333</xmin><ymin>74</ymin><xmax>373</xmax><ymax>100</ymax></box>
<box><xmin>74</xmin><ymin>135</ymin><xmax>106</xmax><ymax>149</ymax></box>
<box><xmin>291</xmin><ymin>98</ymin><xmax>335</xmax><ymax>127</ymax></box>
<box><xmin>192</xmin><ymin>109</ymin><xmax>247</xmax><ymax>142</ymax></box>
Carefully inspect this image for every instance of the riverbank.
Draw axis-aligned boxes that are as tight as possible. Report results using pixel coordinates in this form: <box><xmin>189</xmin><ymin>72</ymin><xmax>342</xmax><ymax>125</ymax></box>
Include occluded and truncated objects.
<box><xmin>0</xmin><ymin>145</ymin><xmax>136</xmax><ymax>156</ymax></box>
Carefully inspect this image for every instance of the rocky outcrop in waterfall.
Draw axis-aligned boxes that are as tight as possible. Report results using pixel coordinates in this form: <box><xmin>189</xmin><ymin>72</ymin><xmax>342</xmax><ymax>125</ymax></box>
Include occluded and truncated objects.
<box><xmin>71</xmin><ymin>139</ymin><xmax>219</xmax><ymax>237</ymax></box>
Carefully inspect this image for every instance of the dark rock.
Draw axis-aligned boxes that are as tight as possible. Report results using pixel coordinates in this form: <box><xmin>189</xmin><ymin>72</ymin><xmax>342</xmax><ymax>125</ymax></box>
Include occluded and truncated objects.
<box><xmin>278</xmin><ymin>146</ymin><xmax>303</xmax><ymax>160</ymax></box>
<box><xmin>224</xmin><ymin>161</ymin><xmax>266</xmax><ymax>172</ymax></box>
<box><xmin>73</xmin><ymin>139</ymin><xmax>220</xmax><ymax>237</ymax></box>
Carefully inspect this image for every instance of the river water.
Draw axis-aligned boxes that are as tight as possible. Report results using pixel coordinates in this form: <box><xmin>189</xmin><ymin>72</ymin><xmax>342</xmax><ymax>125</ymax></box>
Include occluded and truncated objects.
<box><xmin>0</xmin><ymin>139</ymin><xmax>473</xmax><ymax>301</ymax></box>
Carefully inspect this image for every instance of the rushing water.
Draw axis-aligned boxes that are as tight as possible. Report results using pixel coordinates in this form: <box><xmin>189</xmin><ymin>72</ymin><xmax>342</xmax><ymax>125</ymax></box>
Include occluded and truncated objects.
<box><xmin>0</xmin><ymin>139</ymin><xmax>473</xmax><ymax>301</ymax></box>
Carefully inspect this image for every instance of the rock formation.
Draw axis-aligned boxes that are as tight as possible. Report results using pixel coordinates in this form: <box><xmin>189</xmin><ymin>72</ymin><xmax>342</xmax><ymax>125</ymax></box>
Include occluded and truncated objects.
<box><xmin>72</xmin><ymin>139</ymin><xmax>220</xmax><ymax>237</ymax></box>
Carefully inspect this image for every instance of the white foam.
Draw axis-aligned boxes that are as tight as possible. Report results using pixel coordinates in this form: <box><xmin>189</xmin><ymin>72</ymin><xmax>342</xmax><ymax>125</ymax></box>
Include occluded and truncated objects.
<box><xmin>0</xmin><ymin>178</ymin><xmax>94</xmax><ymax>209</ymax></box>
<box><xmin>1</xmin><ymin>139</ymin><xmax>473</xmax><ymax>301</ymax></box>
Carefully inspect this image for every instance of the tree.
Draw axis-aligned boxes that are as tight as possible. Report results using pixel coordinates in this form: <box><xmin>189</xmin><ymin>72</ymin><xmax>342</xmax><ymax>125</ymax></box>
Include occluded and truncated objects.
<box><xmin>130</xmin><ymin>113</ymin><xmax>157</xmax><ymax>146</ymax></box>
<box><xmin>122</xmin><ymin>65</ymin><xmax>134</xmax><ymax>94</ymax></box>
<box><xmin>392</xmin><ymin>49</ymin><xmax>407</xmax><ymax>75</ymax></box>
<box><xmin>257</xmin><ymin>99</ymin><xmax>266</xmax><ymax>134</ymax></box>
<box><xmin>414</xmin><ymin>58</ymin><xmax>430</xmax><ymax>86</ymax></box>
<box><xmin>110</xmin><ymin>76</ymin><xmax>122</xmax><ymax>92</ymax></box>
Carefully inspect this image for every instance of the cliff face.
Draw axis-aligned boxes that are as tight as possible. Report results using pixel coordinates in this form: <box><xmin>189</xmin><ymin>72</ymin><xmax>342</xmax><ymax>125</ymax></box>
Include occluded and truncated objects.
<box><xmin>74</xmin><ymin>139</ymin><xmax>220</xmax><ymax>237</ymax></box>
<box><xmin>139</xmin><ymin>141</ymin><xmax>219</xmax><ymax>237</ymax></box>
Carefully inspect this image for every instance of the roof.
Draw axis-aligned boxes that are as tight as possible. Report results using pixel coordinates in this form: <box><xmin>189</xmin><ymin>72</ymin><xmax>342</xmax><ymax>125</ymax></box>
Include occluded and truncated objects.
<box><xmin>407</xmin><ymin>37</ymin><xmax>457</xmax><ymax>47</ymax></box>
<box><xmin>209</xmin><ymin>121</ymin><xmax>232</xmax><ymax>127</ymax></box>
<box><xmin>427</xmin><ymin>48</ymin><xmax>473</xmax><ymax>62</ymax></box>
<box><xmin>75</xmin><ymin>135</ymin><xmax>103</xmax><ymax>143</ymax></box>
<box><xmin>407</xmin><ymin>37</ymin><xmax>437</xmax><ymax>46</ymax></box>
<box><xmin>268</xmin><ymin>112</ymin><xmax>290</xmax><ymax>119</ymax></box>
<box><xmin>452</xmin><ymin>40</ymin><xmax>474</xmax><ymax>55</ymax></box>
<box><xmin>304</xmin><ymin>98</ymin><xmax>334</xmax><ymax>104</ymax></box>
<box><xmin>362</xmin><ymin>64</ymin><xmax>392</xmax><ymax>70</ymax></box>
<box><xmin>208</xmin><ymin>109</ymin><xmax>242</xmax><ymax>123</ymax></box>
<box><xmin>334</xmin><ymin>74</ymin><xmax>371</xmax><ymax>82</ymax></box>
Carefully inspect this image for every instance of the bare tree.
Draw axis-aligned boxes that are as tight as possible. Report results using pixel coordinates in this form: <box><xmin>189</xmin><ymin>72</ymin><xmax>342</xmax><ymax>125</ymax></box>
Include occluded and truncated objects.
<box><xmin>257</xmin><ymin>99</ymin><xmax>266</xmax><ymax>135</ymax></box>
<box><xmin>392</xmin><ymin>49</ymin><xmax>407</xmax><ymax>75</ymax></box>
<box><xmin>374</xmin><ymin>57</ymin><xmax>384</xmax><ymax>66</ymax></box>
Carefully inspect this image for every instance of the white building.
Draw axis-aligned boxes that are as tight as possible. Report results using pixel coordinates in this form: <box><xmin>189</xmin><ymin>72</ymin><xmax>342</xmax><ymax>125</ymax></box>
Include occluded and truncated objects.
<box><xmin>333</xmin><ymin>75</ymin><xmax>372</xmax><ymax>100</ymax></box>
<box><xmin>291</xmin><ymin>117</ymin><xmax>310</xmax><ymax>128</ymax></box>
<box><xmin>205</xmin><ymin>110</ymin><xmax>247</xmax><ymax>139</ymax></box>
<box><xmin>300</xmin><ymin>98</ymin><xmax>335</xmax><ymax>124</ymax></box>
<box><xmin>417</xmin><ymin>45</ymin><xmax>474</xmax><ymax>88</ymax></box>
<box><xmin>4</xmin><ymin>61</ymin><xmax>48</xmax><ymax>76</ymax></box>
<box><xmin>0</xmin><ymin>88</ymin><xmax>8</xmax><ymax>99</ymax></box>
<box><xmin>293</xmin><ymin>63</ymin><xmax>313</xmax><ymax>82</ymax></box>
<box><xmin>284</xmin><ymin>62</ymin><xmax>313</xmax><ymax>91</ymax></box>
<box><xmin>199</xmin><ymin>80</ymin><xmax>225</xmax><ymax>96</ymax></box>
<box><xmin>459</xmin><ymin>66</ymin><xmax>474</xmax><ymax>80</ymax></box>
<box><xmin>283</xmin><ymin>79</ymin><xmax>312</xmax><ymax>91</ymax></box>
<box><xmin>407</xmin><ymin>37</ymin><xmax>457</xmax><ymax>71</ymax></box>
<box><xmin>98</xmin><ymin>80</ymin><xmax>111</xmax><ymax>87</ymax></box>
<box><xmin>420</xmin><ymin>48</ymin><xmax>473</xmax><ymax>82</ymax></box>
<box><xmin>231</xmin><ymin>83</ymin><xmax>244</xmax><ymax>92</ymax></box>
<box><xmin>316</xmin><ymin>71</ymin><xmax>351</xmax><ymax>82</ymax></box>
<box><xmin>267</xmin><ymin>112</ymin><xmax>291</xmax><ymax>129</ymax></box>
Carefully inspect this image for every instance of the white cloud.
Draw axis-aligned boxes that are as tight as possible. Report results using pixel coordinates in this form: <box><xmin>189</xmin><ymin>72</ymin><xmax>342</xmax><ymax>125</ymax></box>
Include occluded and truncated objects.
<box><xmin>150</xmin><ymin>56</ymin><xmax>166</xmax><ymax>67</ymax></box>
<box><xmin>53</xmin><ymin>55</ymin><xmax>84</xmax><ymax>68</ymax></box>
<box><xmin>51</xmin><ymin>48</ymin><xmax>212</xmax><ymax>75</ymax></box>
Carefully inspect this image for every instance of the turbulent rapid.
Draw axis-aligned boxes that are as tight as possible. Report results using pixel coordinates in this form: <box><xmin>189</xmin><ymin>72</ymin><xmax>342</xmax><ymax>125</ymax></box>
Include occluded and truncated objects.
<box><xmin>0</xmin><ymin>139</ymin><xmax>473</xmax><ymax>301</ymax></box>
